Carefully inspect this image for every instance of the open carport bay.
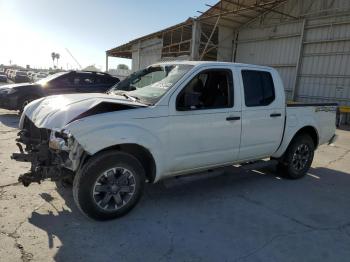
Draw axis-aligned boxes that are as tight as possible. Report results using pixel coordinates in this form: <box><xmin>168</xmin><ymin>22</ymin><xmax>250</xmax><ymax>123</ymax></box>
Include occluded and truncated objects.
<box><xmin>0</xmin><ymin>108</ymin><xmax>350</xmax><ymax>262</ymax></box>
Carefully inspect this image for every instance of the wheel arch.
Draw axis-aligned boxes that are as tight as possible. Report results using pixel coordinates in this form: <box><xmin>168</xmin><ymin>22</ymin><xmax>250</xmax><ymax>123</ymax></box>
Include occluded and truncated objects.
<box><xmin>85</xmin><ymin>143</ymin><xmax>157</xmax><ymax>183</ymax></box>
<box><xmin>19</xmin><ymin>93</ymin><xmax>42</xmax><ymax>110</ymax></box>
<box><xmin>292</xmin><ymin>126</ymin><xmax>319</xmax><ymax>149</ymax></box>
<box><xmin>272</xmin><ymin>125</ymin><xmax>319</xmax><ymax>159</ymax></box>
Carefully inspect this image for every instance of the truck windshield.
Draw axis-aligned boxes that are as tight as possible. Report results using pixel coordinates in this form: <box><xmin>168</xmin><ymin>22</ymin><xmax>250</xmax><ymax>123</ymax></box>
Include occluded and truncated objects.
<box><xmin>110</xmin><ymin>64</ymin><xmax>193</xmax><ymax>105</ymax></box>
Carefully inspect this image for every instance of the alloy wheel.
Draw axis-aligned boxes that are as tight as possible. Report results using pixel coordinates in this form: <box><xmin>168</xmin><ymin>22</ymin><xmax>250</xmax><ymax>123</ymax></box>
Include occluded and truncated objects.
<box><xmin>92</xmin><ymin>167</ymin><xmax>136</xmax><ymax>211</ymax></box>
<box><xmin>291</xmin><ymin>144</ymin><xmax>310</xmax><ymax>171</ymax></box>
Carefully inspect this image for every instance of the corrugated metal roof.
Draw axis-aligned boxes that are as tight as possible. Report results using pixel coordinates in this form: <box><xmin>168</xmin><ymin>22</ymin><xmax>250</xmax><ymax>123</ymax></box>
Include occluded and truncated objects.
<box><xmin>107</xmin><ymin>0</ymin><xmax>295</xmax><ymax>58</ymax></box>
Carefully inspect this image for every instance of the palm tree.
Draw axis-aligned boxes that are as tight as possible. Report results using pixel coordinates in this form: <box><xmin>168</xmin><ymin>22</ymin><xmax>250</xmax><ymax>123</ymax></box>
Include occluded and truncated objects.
<box><xmin>51</xmin><ymin>52</ymin><xmax>56</xmax><ymax>68</ymax></box>
<box><xmin>55</xmin><ymin>53</ymin><xmax>60</xmax><ymax>68</ymax></box>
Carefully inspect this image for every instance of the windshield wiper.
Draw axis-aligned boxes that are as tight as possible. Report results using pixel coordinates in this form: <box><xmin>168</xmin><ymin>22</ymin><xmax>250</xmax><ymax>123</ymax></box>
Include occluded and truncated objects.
<box><xmin>122</xmin><ymin>93</ymin><xmax>153</xmax><ymax>106</ymax></box>
<box><xmin>122</xmin><ymin>93</ymin><xmax>139</xmax><ymax>102</ymax></box>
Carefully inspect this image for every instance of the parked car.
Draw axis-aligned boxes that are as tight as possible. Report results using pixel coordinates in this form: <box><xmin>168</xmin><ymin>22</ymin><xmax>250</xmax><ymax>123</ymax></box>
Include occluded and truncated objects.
<box><xmin>32</xmin><ymin>72</ymin><xmax>47</xmax><ymax>82</ymax></box>
<box><xmin>11</xmin><ymin>70</ymin><xmax>18</xmax><ymax>81</ymax></box>
<box><xmin>14</xmin><ymin>71</ymin><xmax>30</xmax><ymax>83</ymax></box>
<box><xmin>0</xmin><ymin>72</ymin><xmax>7</xmax><ymax>82</ymax></box>
<box><xmin>0</xmin><ymin>71</ymin><xmax>119</xmax><ymax>112</ymax></box>
<box><xmin>5</xmin><ymin>69</ymin><xmax>12</xmax><ymax>78</ymax></box>
<box><xmin>12</xmin><ymin>61</ymin><xmax>337</xmax><ymax>220</ymax></box>
<box><xmin>7</xmin><ymin>69</ymin><xmax>15</xmax><ymax>80</ymax></box>
<box><xmin>26</xmin><ymin>71</ymin><xmax>36</xmax><ymax>82</ymax></box>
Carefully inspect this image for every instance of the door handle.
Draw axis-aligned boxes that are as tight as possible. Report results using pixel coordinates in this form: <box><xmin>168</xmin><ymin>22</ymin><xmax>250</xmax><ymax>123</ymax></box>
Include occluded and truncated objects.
<box><xmin>226</xmin><ymin>116</ymin><xmax>241</xmax><ymax>121</ymax></box>
<box><xmin>270</xmin><ymin>113</ymin><xmax>282</xmax><ymax>118</ymax></box>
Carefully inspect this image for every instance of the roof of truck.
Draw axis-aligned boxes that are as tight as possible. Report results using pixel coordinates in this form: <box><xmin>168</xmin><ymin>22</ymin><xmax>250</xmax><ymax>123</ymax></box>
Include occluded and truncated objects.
<box><xmin>154</xmin><ymin>61</ymin><xmax>274</xmax><ymax>70</ymax></box>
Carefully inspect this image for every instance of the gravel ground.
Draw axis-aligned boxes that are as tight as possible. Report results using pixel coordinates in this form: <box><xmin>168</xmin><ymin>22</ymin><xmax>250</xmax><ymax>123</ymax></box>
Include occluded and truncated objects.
<box><xmin>0</xmin><ymin>108</ymin><xmax>350</xmax><ymax>262</ymax></box>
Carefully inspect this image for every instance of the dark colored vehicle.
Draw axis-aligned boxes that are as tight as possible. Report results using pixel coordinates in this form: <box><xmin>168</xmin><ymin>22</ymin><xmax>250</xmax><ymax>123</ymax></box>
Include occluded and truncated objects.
<box><xmin>0</xmin><ymin>71</ymin><xmax>120</xmax><ymax>112</ymax></box>
<box><xmin>14</xmin><ymin>71</ymin><xmax>30</xmax><ymax>83</ymax></box>
<box><xmin>0</xmin><ymin>72</ymin><xmax>7</xmax><ymax>82</ymax></box>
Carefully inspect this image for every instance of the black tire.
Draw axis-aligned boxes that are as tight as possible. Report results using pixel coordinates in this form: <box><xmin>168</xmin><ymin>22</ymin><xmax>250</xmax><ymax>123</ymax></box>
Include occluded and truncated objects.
<box><xmin>19</xmin><ymin>96</ymin><xmax>39</xmax><ymax>114</ymax></box>
<box><xmin>277</xmin><ymin>134</ymin><xmax>315</xmax><ymax>179</ymax></box>
<box><xmin>73</xmin><ymin>151</ymin><xmax>145</xmax><ymax>221</ymax></box>
<box><xmin>62</xmin><ymin>176</ymin><xmax>74</xmax><ymax>187</ymax></box>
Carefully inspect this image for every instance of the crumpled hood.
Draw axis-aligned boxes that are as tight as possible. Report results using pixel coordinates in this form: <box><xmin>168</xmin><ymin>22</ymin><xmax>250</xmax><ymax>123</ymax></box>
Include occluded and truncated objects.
<box><xmin>21</xmin><ymin>93</ymin><xmax>145</xmax><ymax>129</ymax></box>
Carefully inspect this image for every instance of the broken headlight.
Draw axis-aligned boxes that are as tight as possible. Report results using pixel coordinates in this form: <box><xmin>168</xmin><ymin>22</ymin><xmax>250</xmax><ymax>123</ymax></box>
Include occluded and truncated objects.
<box><xmin>49</xmin><ymin>129</ymin><xmax>73</xmax><ymax>151</ymax></box>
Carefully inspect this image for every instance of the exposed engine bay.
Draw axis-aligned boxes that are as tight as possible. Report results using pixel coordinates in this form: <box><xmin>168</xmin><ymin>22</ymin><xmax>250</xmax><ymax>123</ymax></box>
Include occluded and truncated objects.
<box><xmin>12</xmin><ymin>116</ymin><xmax>84</xmax><ymax>186</ymax></box>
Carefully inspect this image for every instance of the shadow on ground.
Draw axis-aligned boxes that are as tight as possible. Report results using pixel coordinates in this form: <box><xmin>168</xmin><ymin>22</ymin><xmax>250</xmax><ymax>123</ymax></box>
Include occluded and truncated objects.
<box><xmin>0</xmin><ymin>113</ymin><xmax>19</xmax><ymax>129</ymax></box>
<box><xmin>28</xmin><ymin>165</ymin><xmax>350</xmax><ymax>262</ymax></box>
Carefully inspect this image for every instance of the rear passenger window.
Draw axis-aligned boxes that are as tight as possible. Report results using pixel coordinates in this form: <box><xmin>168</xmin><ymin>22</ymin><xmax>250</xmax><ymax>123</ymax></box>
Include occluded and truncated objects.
<box><xmin>73</xmin><ymin>75</ymin><xmax>95</xmax><ymax>85</ymax></box>
<box><xmin>96</xmin><ymin>76</ymin><xmax>112</xmax><ymax>84</ymax></box>
<box><xmin>242</xmin><ymin>70</ymin><xmax>275</xmax><ymax>107</ymax></box>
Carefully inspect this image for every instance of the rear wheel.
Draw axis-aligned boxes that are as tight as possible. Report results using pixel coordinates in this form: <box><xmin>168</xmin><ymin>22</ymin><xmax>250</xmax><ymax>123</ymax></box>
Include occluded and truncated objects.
<box><xmin>277</xmin><ymin>134</ymin><xmax>315</xmax><ymax>179</ymax></box>
<box><xmin>73</xmin><ymin>151</ymin><xmax>145</xmax><ymax>221</ymax></box>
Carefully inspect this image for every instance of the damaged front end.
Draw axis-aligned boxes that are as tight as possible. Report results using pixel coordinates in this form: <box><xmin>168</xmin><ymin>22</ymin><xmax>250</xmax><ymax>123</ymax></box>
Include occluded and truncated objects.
<box><xmin>12</xmin><ymin>116</ymin><xmax>85</xmax><ymax>186</ymax></box>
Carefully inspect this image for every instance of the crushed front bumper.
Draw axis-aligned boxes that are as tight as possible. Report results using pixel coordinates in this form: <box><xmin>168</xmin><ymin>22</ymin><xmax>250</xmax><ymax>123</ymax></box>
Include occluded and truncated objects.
<box><xmin>12</xmin><ymin>117</ymin><xmax>74</xmax><ymax>186</ymax></box>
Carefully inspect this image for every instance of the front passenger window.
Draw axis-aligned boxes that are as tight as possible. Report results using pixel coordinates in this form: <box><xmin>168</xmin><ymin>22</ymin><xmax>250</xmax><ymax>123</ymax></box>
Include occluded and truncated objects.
<box><xmin>177</xmin><ymin>70</ymin><xmax>233</xmax><ymax>110</ymax></box>
<box><xmin>50</xmin><ymin>76</ymin><xmax>72</xmax><ymax>87</ymax></box>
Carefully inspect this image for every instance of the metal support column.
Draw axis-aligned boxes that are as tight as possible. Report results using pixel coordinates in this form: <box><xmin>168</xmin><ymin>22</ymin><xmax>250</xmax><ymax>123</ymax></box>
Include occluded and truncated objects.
<box><xmin>292</xmin><ymin>19</ymin><xmax>306</xmax><ymax>101</ymax></box>
<box><xmin>105</xmin><ymin>54</ymin><xmax>109</xmax><ymax>72</ymax></box>
<box><xmin>231</xmin><ymin>31</ymin><xmax>239</xmax><ymax>62</ymax></box>
<box><xmin>191</xmin><ymin>19</ymin><xmax>201</xmax><ymax>60</ymax></box>
<box><xmin>200</xmin><ymin>16</ymin><xmax>221</xmax><ymax>60</ymax></box>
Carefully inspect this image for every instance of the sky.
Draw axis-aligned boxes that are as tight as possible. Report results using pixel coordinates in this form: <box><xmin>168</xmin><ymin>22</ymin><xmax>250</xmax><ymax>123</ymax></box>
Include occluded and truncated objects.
<box><xmin>0</xmin><ymin>0</ymin><xmax>217</xmax><ymax>71</ymax></box>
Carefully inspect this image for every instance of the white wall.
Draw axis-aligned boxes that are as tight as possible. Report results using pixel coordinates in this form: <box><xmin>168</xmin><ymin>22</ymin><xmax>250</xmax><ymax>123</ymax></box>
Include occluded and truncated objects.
<box><xmin>231</xmin><ymin>0</ymin><xmax>350</xmax><ymax>104</ymax></box>
<box><xmin>217</xmin><ymin>26</ymin><xmax>235</xmax><ymax>62</ymax></box>
<box><xmin>235</xmin><ymin>21</ymin><xmax>303</xmax><ymax>100</ymax></box>
<box><xmin>131</xmin><ymin>38</ymin><xmax>163</xmax><ymax>71</ymax></box>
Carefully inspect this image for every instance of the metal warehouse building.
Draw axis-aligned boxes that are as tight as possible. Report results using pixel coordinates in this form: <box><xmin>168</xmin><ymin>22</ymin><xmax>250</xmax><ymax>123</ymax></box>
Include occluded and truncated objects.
<box><xmin>106</xmin><ymin>0</ymin><xmax>350</xmax><ymax>105</ymax></box>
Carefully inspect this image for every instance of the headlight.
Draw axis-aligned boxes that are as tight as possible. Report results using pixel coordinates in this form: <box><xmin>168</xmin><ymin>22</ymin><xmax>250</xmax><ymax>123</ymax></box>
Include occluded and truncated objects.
<box><xmin>49</xmin><ymin>129</ymin><xmax>72</xmax><ymax>151</ymax></box>
<box><xmin>0</xmin><ymin>88</ymin><xmax>17</xmax><ymax>95</ymax></box>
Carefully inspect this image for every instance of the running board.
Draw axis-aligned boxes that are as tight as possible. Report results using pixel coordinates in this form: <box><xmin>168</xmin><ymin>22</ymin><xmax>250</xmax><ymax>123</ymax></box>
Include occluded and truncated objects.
<box><xmin>238</xmin><ymin>159</ymin><xmax>278</xmax><ymax>170</ymax></box>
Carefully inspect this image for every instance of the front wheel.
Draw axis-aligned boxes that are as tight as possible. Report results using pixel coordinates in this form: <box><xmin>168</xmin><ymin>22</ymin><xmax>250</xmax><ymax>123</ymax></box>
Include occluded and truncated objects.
<box><xmin>73</xmin><ymin>151</ymin><xmax>145</xmax><ymax>221</ymax></box>
<box><xmin>19</xmin><ymin>96</ymin><xmax>39</xmax><ymax>114</ymax></box>
<box><xmin>277</xmin><ymin>134</ymin><xmax>315</xmax><ymax>179</ymax></box>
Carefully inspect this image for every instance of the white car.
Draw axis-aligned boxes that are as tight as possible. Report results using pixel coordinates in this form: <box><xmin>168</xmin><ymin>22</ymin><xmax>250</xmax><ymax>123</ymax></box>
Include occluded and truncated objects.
<box><xmin>13</xmin><ymin>61</ymin><xmax>337</xmax><ymax>220</ymax></box>
<box><xmin>32</xmin><ymin>72</ymin><xmax>47</xmax><ymax>82</ymax></box>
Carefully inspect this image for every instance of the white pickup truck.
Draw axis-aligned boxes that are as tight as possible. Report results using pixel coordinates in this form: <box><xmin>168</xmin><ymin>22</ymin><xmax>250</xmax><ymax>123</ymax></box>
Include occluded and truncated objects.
<box><xmin>12</xmin><ymin>61</ymin><xmax>337</xmax><ymax>220</ymax></box>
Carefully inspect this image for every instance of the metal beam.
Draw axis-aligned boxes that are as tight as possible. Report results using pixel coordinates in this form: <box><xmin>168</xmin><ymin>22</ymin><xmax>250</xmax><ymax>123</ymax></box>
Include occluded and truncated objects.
<box><xmin>220</xmin><ymin>16</ymin><xmax>245</xmax><ymax>25</ymax></box>
<box><xmin>205</xmin><ymin>4</ymin><xmax>255</xmax><ymax>19</ymax></box>
<box><xmin>191</xmin><ymin>19</ymin><xmax>201</xmax><ymax>60</ymax></box>
<box><xmin>197</xmin><ymin>10</ymin><xmax>243</xmax><ymax>25</ymax></box>
<box><xmin>222</xmin><ymin>0</ymin><xmax>297</xmax><ymax>19</ymax></box>
<box><xmin>236</xmin><ymin>33</ymin><xmax>301</xmax><ymax>44</ymax></box>
<box><xmin>237</xmin><ymin>0</ymin><xmax>291</xmax><ymax>29</ymax></box>
<box><xmin>198</xmin><ymin>1</ymin><xmax>284</xmax><ymax>21</ymax></box>
<box><xmin>292</xmin><ymin>19</ymin><xmax>306</xmax><ymax>101</ymax></box>
<box><xmin>201</xmin><ymin>31</ymin><xmax>217</xmax><ymax>47</ymax></box>
<box><xmin>105</xmin><ymin>54</ymin><xmax>109</xmax><ymax>72</ymax></box>
<box><xmin>200</xmin><ymin>16</ymin><xmax>221</xmax><ymax>60</ymax></box>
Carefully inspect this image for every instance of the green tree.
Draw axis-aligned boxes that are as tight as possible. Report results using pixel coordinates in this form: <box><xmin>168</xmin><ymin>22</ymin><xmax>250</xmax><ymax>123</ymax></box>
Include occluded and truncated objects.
<box><xmin>117</xmin><ymin>64</ymin><xmax>129</xmax><ymax>70</ymax></box>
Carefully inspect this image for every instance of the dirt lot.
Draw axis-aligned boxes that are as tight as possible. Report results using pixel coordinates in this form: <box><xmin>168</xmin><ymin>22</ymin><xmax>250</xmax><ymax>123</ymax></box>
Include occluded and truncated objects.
<box><xmin>0</xmin><ymin>108</ymin><xmax>350</xmax><ymax>262</ymax></box>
